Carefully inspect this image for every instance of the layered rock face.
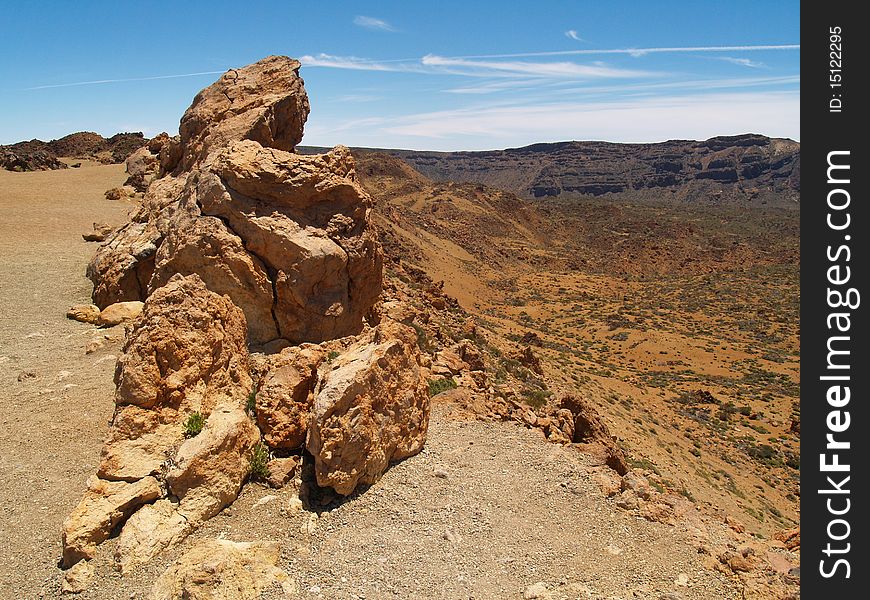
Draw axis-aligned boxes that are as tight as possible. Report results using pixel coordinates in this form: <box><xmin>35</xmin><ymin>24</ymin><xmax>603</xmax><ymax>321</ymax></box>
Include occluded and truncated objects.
<box><xmin>87</xmin><ymin>55</ymin><xmax>382</xmax><ymax>346</ymax></box>
<box><xmin>64</xmin><ymin>56</ymin><xmax>427</xmax><ymax>573</ymax></box>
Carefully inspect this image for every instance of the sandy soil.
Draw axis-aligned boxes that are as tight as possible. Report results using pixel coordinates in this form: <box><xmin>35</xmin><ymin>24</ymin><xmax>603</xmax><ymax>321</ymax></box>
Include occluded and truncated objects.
<box><xmin>0</xmin><ymin>164</ymin><xmax>131</xmax><ymax>597</ymax></box>
<box><xmin>0</xmin><ymin>164</ymin><xmax>742</xmax><ymax>599</ymax></box>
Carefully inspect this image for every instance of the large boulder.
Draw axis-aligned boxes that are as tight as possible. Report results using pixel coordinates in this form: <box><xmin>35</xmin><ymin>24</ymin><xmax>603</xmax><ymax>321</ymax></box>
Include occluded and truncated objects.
<box><xmin>307</xmin><ymin>320</ymin><xmax>429</xmax><ymax>495</ymax></box>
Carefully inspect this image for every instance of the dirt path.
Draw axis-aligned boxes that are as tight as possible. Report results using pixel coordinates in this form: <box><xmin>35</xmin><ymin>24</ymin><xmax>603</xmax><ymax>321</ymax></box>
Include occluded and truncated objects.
<box><xmin>0</xmin><ymin>166</ymin><xmax>741</xmax><ymax>599</ymax></box>
<box><xmin>0</xmin><ymin>165</ymin><xmax>130</xmax><ymax>597</ymax></box>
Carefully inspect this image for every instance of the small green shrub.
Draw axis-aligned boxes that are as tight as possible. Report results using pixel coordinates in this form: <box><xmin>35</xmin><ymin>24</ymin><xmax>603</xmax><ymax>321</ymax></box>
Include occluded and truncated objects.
<box><xmin>183</xmin><ymin>412</ymin><xmax>205</xmax><ymax>438</ymax></box>
<box><xmin>249</xmin><ymin>442</ymin><xmax>270</xmax><ymax>481</ymax></box>
<box><xmin>327</xmin><ymin>350</ymin><xmax>340</xmax><ymax>363</ymax></box>
<box><xmin>246</xmin><ymin>386</ymin><xmax>258</xmax><ymax>414</ymax></box>
<box><xmin>428</xmin><ymin>377</ymin><xmax>457</xmax><ymax>397</ymax></box>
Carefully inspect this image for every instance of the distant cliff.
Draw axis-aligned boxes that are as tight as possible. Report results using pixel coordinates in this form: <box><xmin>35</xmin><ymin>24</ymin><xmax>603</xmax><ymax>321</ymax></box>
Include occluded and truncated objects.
<box><xmin>376</xmin><ymin>134</ymin><xmax>799</xmax><ymax>204</ymax></box>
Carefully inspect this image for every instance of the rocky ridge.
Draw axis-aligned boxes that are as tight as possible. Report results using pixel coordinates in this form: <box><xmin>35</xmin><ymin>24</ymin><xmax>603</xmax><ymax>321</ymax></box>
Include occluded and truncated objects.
<box><xmin>299</xmin><ymin>134</ymin><xmax>800</xmax><ymax>205</ymax></box>
<box><xmin>0</xmin><ymin>132</ymin><xmax>146</xmax><ymax>171</ymax></box>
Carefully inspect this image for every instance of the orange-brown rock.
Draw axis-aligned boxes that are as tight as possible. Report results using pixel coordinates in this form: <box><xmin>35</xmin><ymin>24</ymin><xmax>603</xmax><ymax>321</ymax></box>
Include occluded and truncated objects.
<box><xmin>176</xmin><ymin>55</ymin><xmax>309</xmax><ymax>171</ymax></box>
<box><xmin>253</xmin><ymin>345</ymin><xmax>323</xmax><ymax>449</ymax></box>
<box><xmin>150</xmin><ymin>539</ymin><xmax>297</xmax><ymax>599</ymax></box>
<box><xmin>61</xmin><ymin>475</ymin><xmax>161</xmax><ymax>567</ymax></box>
<box><xmin>86</xmin><ymin>57</ymin><xmax>382</xmax><ymax>346</ymax></box>
<box><xmin>307</xmin><ymin>320</ymin><xmax>429</xmax><ymax>495</ymax></box>
<box><xmin>65</xmin><ymin>274</ymin><xmax>257</xmax><ymax>570</ymax></box>
<box><xmin>98</xmin><ymin>274</ymin><xmax>250</xmax><ymax>481</ymax></box>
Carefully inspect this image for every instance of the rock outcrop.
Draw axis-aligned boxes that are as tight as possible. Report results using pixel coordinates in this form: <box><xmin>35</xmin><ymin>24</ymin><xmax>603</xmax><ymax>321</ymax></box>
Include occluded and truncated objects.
<box><xmin>64</xmin><ymin>56</ymin><xmax>427</xmax><ymax>572</ymax></box>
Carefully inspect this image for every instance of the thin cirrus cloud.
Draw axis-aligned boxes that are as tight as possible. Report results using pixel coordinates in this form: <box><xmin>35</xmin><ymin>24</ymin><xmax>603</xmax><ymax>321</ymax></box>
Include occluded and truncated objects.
<box><xmin>353</xmin><ymin>15</ymin><xmax>397</xmax><ymax>32</ymax></box>
<box><xmin>718</xmin><ymin>57</ymin><xmax>765</xmax><ymax>68</ymax></box>
<box><xmin>565</xmin><ymin>30</ymin><xmax>584</xmax><ymax>42</ymax></box>
<box><xmin>299</xmin><ymin>53</ymin><xmax>655</xmax><ymax>79</ymax></box>
<box><xmin>420</xmin><ymin>55</ymin><xmax>653</xmax><ymax>79</ymax></box>
<box><xmin>19</xmin><ymin>70</ymin><xmax>228</xmax><ymax>91</ymax></box>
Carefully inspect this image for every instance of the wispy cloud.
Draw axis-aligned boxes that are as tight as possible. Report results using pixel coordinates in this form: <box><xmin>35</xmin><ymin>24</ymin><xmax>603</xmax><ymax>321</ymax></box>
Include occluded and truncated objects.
<box><xmin>421</xmin><ymin>55</ymin><xmax>654</xmax><ymax>79</ymax></box>
<box><xmin>451</xmin><ymin>44</ymin><xmax>800</xmax><ymax>60</ymax></box>
<box><xmin>565</xmin><ymin>30</ymin><xmax>585</xmax><ymax>42</ymax></box>
<box><xmin>718</xmin><ymin>57</ymin><xmax>765</xmax><ymax>68</ymax></box>
<box><xmin>19</xmin><ymin>70</ymin><xmax>227</xmax><ymax>91</ymax></box>
<box><xmin>353</xmin><ymin>15</ymin><xmax>396</xmax><ymax>32</ymax></box>
<box><xmin>299</xmin><ymin>54</ymin><xmax>417</xmax><ymax>72</ymax></box>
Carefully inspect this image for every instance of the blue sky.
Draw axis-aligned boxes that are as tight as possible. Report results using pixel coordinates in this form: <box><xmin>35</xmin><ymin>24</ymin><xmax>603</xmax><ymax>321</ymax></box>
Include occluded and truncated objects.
<box><xmin>0</xmin><ymin>1</ymin><xmax>799</xmax><ymax>150</ymax></box>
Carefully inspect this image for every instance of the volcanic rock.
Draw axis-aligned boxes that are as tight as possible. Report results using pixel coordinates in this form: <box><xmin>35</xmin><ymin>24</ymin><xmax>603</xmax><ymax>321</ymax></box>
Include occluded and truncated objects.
<box><xmin>253</xmin><ymin>345</ymin><xmax>324</xmax><ymax>449</ymax></box>
<box><xmin>176</xmin><ymin>56</ymin><xmax>309</xmax><ymax>171</ymax></box>
<box><xmin>97</xmin><ymin>274</ymin><xmax>250</xmax><ymax>481</ymax></box>
<box><xmin>86</xmin><ymin>56</ymin><xmax>383</xmax><ymax>346</ymax></box>
<box><xmin>307</xmin><ymin>319</ymin><xmax>429</xmax><ymax>495</ymax></box>
<box><xmin>61</xmin><ymin>475</ymin><xmax>161</xmax><ymax>567</ymax></box>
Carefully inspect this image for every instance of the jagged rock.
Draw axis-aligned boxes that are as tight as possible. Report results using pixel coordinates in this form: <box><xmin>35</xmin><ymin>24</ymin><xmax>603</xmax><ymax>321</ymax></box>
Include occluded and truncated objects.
<box><xmin>148</xmin><ymin>197</ymin><xmax>279</xmax><ymax>344</ymax></box>
<box><xmin>105</xmin><ymin>186</ymin><xmax>136</xmax><ymax>201</ymax></box>
<box><xmin>65</xmin><ymin>275</ymin><xmax>256</xmax><ymax>571</ymax></box>
<box><xmin>150</xmin><ymin>539</ymin><xmax>297</xmax><ymax>600</ymax></box>
<box><xmin>254</xmin><ymin>346</ymin><xmax>323</xmax><ymax>449</ymax></box>
<box><xmin>561</xmin><ymin>395</ymin><xmax>628</xmax><ymax>475</ymax></box>
<box><xmin>66</xmin><ymin>304</ymin><xmax>101</xmax><ymax>324</ymax></box>
<box><xmin>176</xmin><ymin>55</ymin><xmax>309</xmax><ymax>171</ymax></box>
<box><xmin>82</xmin><ymin>222</ymin><xmax>113</xmax><ymax>242</ymax></box>
<box><xmin>517</xmin><ymin>345</ymin><xmax>543</xmax><ymax>376</ymax></box>
<box><xmin>86</xmin><ymin>57</ymin><xmax>383</xmax><ymax>346</ymax></box>
<box><xmin>432</xmin><ymin>347</ymin><xmax>468</xmax><ymax>376</ymax></box>
<box><xmin>455</xmin><ymin>340</ymin><xmax>485</xmax><ymax>371</ymax></box>
<box><xmin>97</xmin><ymin>300</ymin><xmax>143</xmax><ymax>327</ymax></box>
<box><xmin>307</xmin><ymin>319</ymin><xmax>429</xmax><ymax>495</ymax></box>
<box><xmin>774</xmin><ymin>526</ymin><xmax>800</xmax><ymax>550</ymax></box>
<box><xmin>61</xmin><ymin>475</ymin><xmax>161</xmax><ymax>567</ymax></box>
<box><xmin>195</xmin><ymin>141</ymin><xmax>383</xmax><ymax>343</ymax></box>
<box><xmin>165</xmin><ymin>406</ymin><xmax>259</xmax><ymax>519</ymax></box>
<box><xmin>98</xmin><ymin>274</ymin><xmax>250</xmax><ymax>481</ymax></box>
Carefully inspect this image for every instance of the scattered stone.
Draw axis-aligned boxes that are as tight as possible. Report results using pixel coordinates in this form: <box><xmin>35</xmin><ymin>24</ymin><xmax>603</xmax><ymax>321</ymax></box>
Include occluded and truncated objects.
<box><xmin>82</xmin><ymin>223</ymin><xmax>113</xmax><ymax>242</ymax></box>
<box><xmin>253</xmin><ymin>495</ymin><xmax>278</xmax><ymax>509</ymax></box>
<box><xmin>443</xmin><ymin>528</ymin><xmax>461</xmax><ymax>543</ymax></box>
<box><xmin>96</xmin><ymin>301</ymin><xmax>143</xmax><ymax>326</ymax></box>
<box><xmin>104</xmin><ymin>186</ymin><xmax>136</xmax><ymax>201</ymax></box>
<box><xmin>773</xmin><ymin>526</ymin><xmax>800</xmax><ymax>550</ymax></box>
<box><xmin>66</xmin><ymin>304</ymin><xmax>102</xmax><ymax>324</ymax></box>
<box><xmin>266</xmin><ymin>457</ymin><xmax>299</xmax><ymax>488</ymax></box>
<box><xmin>524</xmin><ymin>582</ymin><xmax>549</xmax><ymax>599</ymax></box>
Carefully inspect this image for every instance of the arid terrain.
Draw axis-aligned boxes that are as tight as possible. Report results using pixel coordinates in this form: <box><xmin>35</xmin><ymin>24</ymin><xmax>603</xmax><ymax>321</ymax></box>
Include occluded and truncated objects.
<box><xmin>0</xmin><ymin>56</ymin><xmax>799</xmax><ymax>600</ymax></box>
